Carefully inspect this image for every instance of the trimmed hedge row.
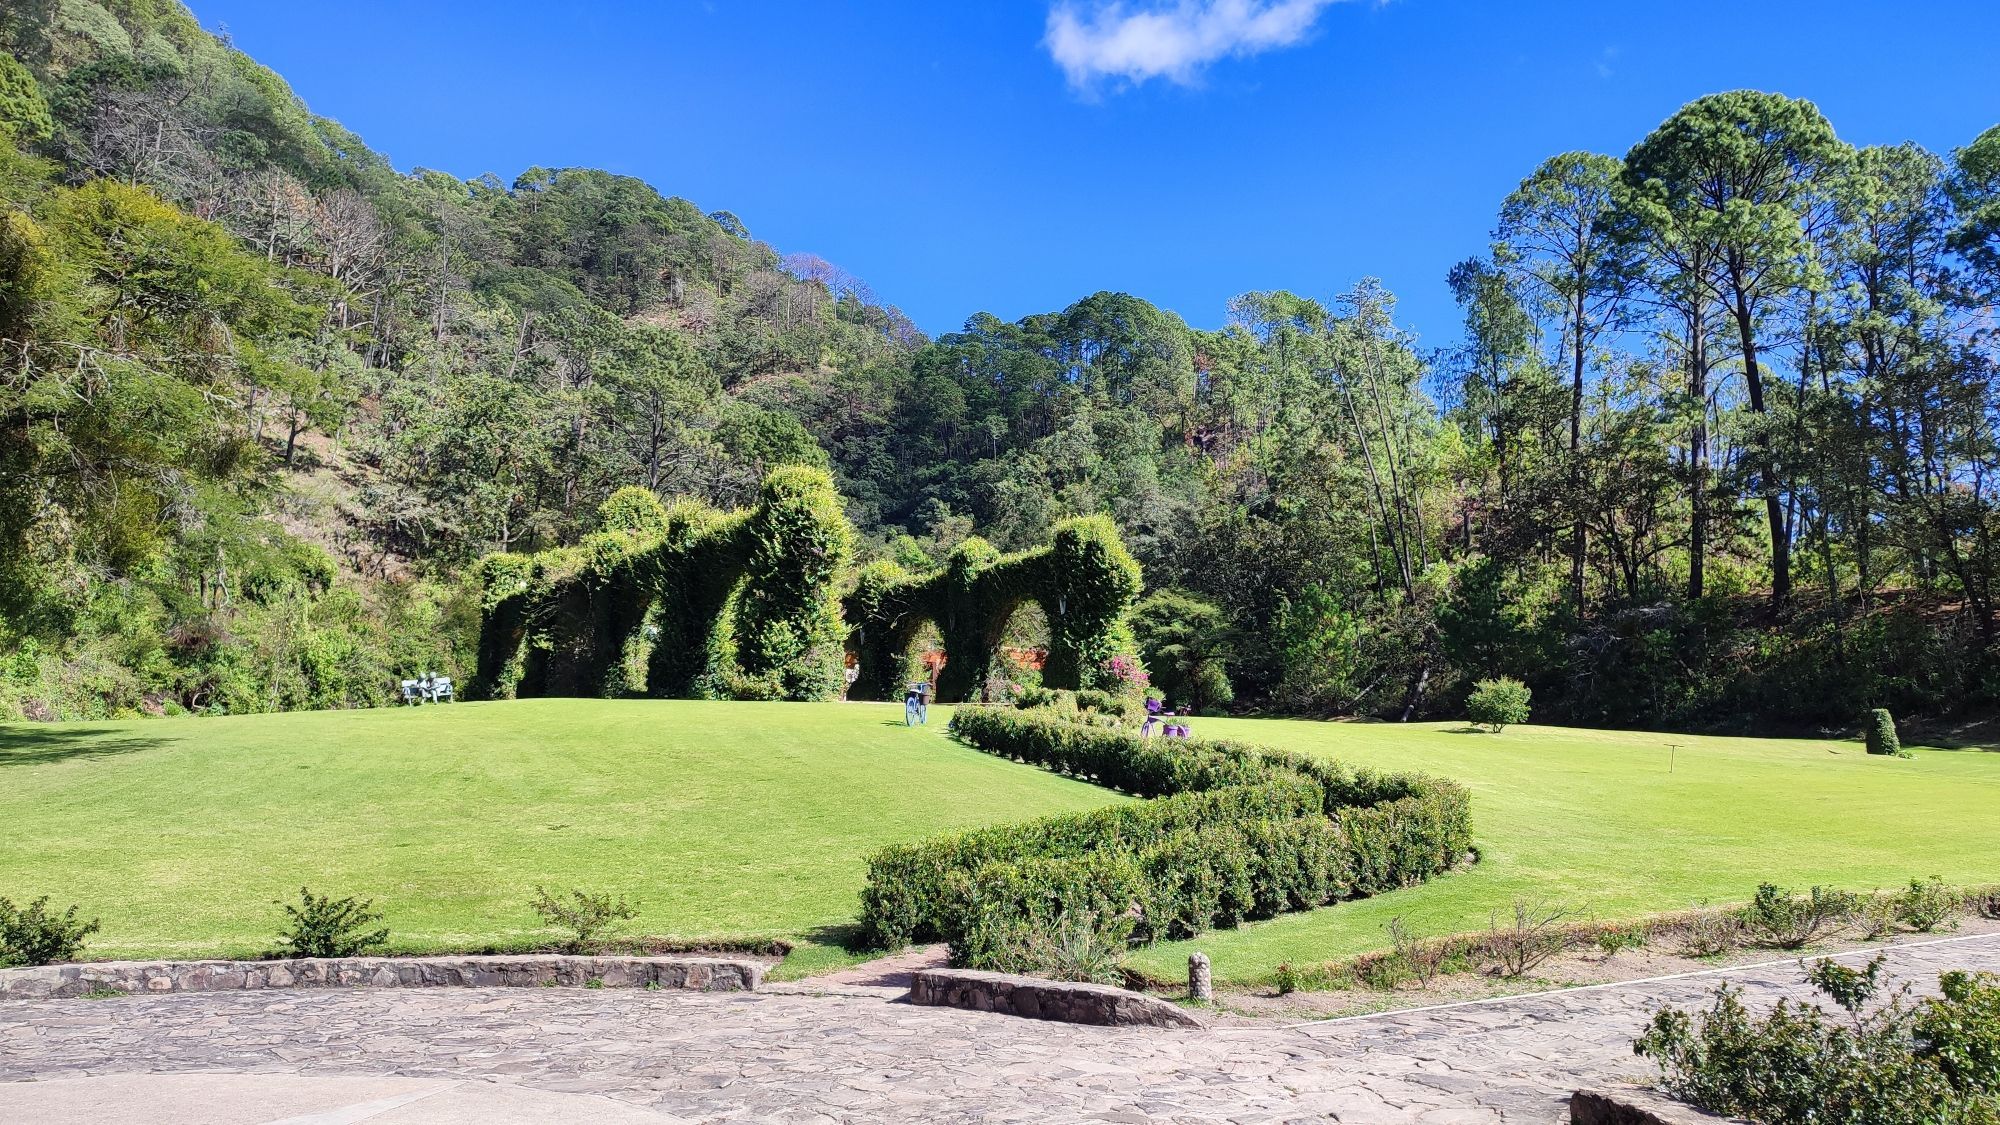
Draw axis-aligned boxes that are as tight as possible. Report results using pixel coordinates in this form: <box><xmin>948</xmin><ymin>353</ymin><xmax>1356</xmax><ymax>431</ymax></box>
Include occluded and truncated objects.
<box><xmin>858</xmin><ymin>708</ymin><xmax>1473</xmax><ymax>970</ymax></box>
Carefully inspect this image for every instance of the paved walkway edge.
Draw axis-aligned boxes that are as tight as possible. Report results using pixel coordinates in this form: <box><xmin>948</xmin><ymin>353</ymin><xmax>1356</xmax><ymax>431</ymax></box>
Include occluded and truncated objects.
<box><xmin>0</xmin><ymin>954</ymin><xmax>763</xmax><ymax>1000</ymax></box>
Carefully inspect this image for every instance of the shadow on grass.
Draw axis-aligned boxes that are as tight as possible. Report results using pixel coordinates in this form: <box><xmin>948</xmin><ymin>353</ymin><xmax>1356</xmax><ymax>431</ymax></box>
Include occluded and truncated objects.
<box><xmin>801</xmin><ymin>922</ymin><xmax>870</xmax><ymax>954</ymax></box>
<box><xmin>0</xmin><ymin>726</ymin><xmax>176</xmax><ymax>768</ymax></box>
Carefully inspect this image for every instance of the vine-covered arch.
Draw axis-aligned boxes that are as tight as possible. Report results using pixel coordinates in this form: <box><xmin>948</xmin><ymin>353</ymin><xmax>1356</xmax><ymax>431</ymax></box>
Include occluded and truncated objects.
<box><xmin>473</xmin><ymin>466</ymin><xmax>852</xmax><ymax>701</ymax></box>
<box><xmin>843</xmin><ymin>516</ymin><xmax>1142</xmax><ymax>703</ymax></box>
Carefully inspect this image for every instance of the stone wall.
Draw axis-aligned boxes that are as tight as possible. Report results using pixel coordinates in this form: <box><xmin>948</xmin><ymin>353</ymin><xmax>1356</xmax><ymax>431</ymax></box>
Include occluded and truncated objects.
<box><xmin>908</xmin><ymin>968</ymin><xmax>1204</xmax><ymax>1029</ymax></box>
<box><xmin>0</xmin><ymin>955</ymin><xmax>763</xmax><ymax>1000</ymax></box>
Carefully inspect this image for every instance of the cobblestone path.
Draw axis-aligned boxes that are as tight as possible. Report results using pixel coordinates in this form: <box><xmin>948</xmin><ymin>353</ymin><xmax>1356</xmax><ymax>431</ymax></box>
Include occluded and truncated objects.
<box><xmin>3</xmin><ymin>933</ymin><xmax>1996</xmax><ymax>1123</ymax></box>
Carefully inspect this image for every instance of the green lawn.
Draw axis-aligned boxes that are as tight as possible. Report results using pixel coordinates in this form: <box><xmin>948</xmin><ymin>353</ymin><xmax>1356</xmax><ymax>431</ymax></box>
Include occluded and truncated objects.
<box><xmin>0</xmin><ymin>699</ymin><xmax>1120</xmax><ymax>972</ymax></box>
<box><xmin>7</xmin><ymin>702</ymin><xmax>1996</xmax><ymax>987</ymax></box>
<box><xmin>1127</xmin><ymin>717</ymin><xmax>2000</xmax><ymax>983</ymax></box>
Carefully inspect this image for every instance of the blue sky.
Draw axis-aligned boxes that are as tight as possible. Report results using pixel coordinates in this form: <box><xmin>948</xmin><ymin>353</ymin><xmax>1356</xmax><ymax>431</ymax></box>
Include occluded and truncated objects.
<box><xmin>194</xmin><ymin>0</ymin><xmax>2000</xmax><ymax>346</ymax></box>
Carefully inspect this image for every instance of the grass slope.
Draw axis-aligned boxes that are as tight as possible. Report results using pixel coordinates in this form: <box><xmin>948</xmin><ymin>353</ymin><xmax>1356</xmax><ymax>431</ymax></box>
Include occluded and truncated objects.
<box><xmin>0</xmin><ymin>700</ymin><xmax>1120</xmax><ymax>971</ymax></box>
<box><xmin>1127</xmin><ymin>718</ymin><xmax>2000</xmax><ymax>983</ymax></box>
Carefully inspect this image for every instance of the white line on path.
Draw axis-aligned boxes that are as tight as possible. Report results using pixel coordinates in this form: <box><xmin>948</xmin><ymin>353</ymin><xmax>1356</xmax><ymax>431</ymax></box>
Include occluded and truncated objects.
<box><xmin>257</xmin><ymin>1084</ymin><xmax>458</xmax><ymax>1125</ymax></box>
<box><xmin>1252</xmin><ymin>930</ymin><xmax>2000</xmax><ymax>1031</ymax></box>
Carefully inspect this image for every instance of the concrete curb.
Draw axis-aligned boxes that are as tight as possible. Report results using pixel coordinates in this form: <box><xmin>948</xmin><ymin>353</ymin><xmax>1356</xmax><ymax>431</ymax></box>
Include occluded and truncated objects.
<box><xmin>0</xmin><ymin>954</ymin><xmax>764</xmax><ymax>1000</ymax></box>
<box><xmin>909</xmin><ymin>967</ymin><xmax>1206</xmax><ymax>1029</ymax></box>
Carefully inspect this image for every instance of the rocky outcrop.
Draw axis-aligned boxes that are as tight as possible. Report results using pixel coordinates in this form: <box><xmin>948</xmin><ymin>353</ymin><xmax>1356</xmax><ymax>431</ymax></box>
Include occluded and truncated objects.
<box><xmin>0</xmin><ymin>955</ymin><xmax>762</xmax><ymax>1000</ymax></box>
<box><xmin>908</xmin><ymin>968</ymin><xmax>1205</xmax><ymax>1029</ymax></box>
<box><xmin>1570</xmin><ymin>1087</ymin><xmax>1746</xmax><ymax>1124</ymax></box>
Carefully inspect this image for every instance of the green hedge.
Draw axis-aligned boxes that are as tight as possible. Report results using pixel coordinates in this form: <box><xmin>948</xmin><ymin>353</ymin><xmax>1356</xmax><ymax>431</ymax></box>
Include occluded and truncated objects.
<box><xmin>858</xmin><ymin>708</ymin><xmax>1472</xmax><ymax>969</ymax></box>
<box><xmin>841</xmin><ymin>516</ymin><xmax>1143</xmax><ymax>703</ymax></box>
<box><xmin>471</xmin><ymin>468</ymin><xmax>850</xmax><ymax>702</ymax></box>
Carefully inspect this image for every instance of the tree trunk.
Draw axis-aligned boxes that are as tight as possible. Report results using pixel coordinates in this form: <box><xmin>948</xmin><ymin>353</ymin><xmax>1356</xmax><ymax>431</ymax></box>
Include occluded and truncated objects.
<box><xmin>1732</xmin><ymin>296</ymin><xmax>1790</xmax><ymax>612</ymax></box>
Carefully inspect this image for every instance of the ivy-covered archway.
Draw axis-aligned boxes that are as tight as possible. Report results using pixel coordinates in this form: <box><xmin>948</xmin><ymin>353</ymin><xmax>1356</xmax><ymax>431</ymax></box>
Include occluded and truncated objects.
<box><xmin>473</xmin><ymin>466</ymin><xmax>852</xmax><ymax>701</ymax></box>
<box><xmin>843</xmin><ymin>516</ymin><xmax>1142</xmax><ymax>703</ymax></box>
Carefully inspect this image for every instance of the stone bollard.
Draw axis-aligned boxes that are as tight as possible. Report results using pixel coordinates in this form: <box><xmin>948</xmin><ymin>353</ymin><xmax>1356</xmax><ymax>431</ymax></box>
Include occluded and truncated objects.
<box><xmin>1188</xmin><ymin>952</ymin><xmax>1212</xmax><ymax>1003</ymax></box>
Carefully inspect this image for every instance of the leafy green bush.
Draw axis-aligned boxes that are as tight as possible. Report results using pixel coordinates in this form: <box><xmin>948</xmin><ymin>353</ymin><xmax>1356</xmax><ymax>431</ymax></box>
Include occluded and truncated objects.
<box><xmin>1273</xmin><ymin>960</ymin><xmax>1303</xmax><ymax>995</ymax></box>
<box><xmin>1636</xmin><ymin>956</ymin><xmax>2000</xmax><ymax>1124</ymax></box>
<box><xmin>858</xmin><ymin>707</ymin><xmax>1471</xmax><ymax>967</ymax></box>
<box><xmin>1594</xmin><ymin>925</ymin><xmax>1647</xmax><ymax>959</ymax></box>
<box><xmin>1739</xmin><ymin>883</ymin><xmax>1860</xmax><ymax>950</ymax></box>
<box><xmin>1466</xmin><ymin>676</ymin><xmax>1531</xmax><ymax>732</ymax></box>
<box><xmin>0</xmin><ymin>896</ymin><xmax>100</xmax><ymax>967</ymax></box>
<box><xmin>1898</xmin><ymin>876</ymin><xmax>1961</xmax><ymax>933</ymax></box>
<box><xmin>274</xmin><ymin>888</ymin><xmax>389</xmax><ymax>958</ymax></box>
<box><xmin>530</xmin><ymin>886</ymin><xmax>640</xmax><ymax>953</ymax></box>
<box><xmin>1866</xmin><ymin>707</ymin><xmax>1907</xmax><ymax>757</ymax></box>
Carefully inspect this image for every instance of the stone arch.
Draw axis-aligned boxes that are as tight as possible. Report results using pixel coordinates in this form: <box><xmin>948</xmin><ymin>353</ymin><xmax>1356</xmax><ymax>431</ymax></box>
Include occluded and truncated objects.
<box><xmin>842</xmin><ymin>517</ymin><xmax>1142</xmax><ymax>704</ymax></box>
<box><xmin>472</xmin><ymin>466</ymin><xmax>852</xmax><ymax>701</ymax></box>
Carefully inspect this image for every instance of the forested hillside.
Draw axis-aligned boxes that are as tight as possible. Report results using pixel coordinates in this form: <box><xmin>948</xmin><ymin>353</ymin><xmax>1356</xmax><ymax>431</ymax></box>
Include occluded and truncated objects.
<box><xmin>2</xmin><ymin>1</ymin><xmax>1996</xmax><ymax>733</ymax></box>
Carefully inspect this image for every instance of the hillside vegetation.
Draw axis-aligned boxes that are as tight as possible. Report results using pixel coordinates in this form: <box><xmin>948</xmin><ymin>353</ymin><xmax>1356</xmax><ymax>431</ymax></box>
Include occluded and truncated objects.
<box><xmin>1</xmin><ymin>2</ymin><xmax>1997</xmax><ymax>733</ymax></box>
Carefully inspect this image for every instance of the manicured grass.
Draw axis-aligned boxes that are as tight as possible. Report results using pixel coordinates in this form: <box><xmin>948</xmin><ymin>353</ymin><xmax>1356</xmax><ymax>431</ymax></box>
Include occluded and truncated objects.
<box><xmin>0</xmin><ymin>700</ymin><xmax>1122</xmax><ymax>970</ymax></box>
<box><xmin>1127</xmin><ymin>718</ymin><xmax>2000</xmax><ymax>983</ymax></box>
<box><xmin>10</xmin><ymin>703</ymin><xmax>1995</xmax><ymax>987</ymax></box>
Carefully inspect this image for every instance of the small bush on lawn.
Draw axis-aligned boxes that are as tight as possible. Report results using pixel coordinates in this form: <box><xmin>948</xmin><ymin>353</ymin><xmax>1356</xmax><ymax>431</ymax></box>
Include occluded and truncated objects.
<box><xmin>530</xmin><ymin>886</ymin><xmax>639</xmax><ymax>953</ymax></box>
<box><xmin>1635</xmin><ymin>955</ymin><xmax>2000</xmax><ymax>1124</ymax></box>
<box><xmin>1740</xmin><ymin>883</ymin><xmax>1859</xmax><ymax>950</ymax></box>
<box><xmin>1484</xmin><ymin>899</ymin><xmax>1579</xmax><ymax>978</ymax></box>
<box><xmin>1675</xmin><ymin>905</ymin><xmax>1745</xmax><ymax>958</ymax></box>
<box><xmin>1594</xmin><ymin>926</ymin><xmax>1646</xmax><ymax>959</ymax></box>
<box><xmin>1388</xmin><ymin>917</ymin><xmax>1451</xmax><ymax>988</ymax></box>
<box><xmin>1854</xmin><ymin>893</ymin><xmax>1902</xmax><ymax>940</ymax></box>
<box><xmin>0</xmin><ymin>896</ymin><xmax>100</xmax><ymax>967</ymax></box>
<box><xmin>1898</xmin><ymin>877</ymin><xmax>1961</xmax><ymax>933</ymax></box>
<box><xmin>275</xmin><ymin>888</ymin><xmax>389</xmax><ymax>957</ymax></box>
<box><xmin>1466</xmin><ymin>677</ymin><xmax>1531</xmax><ymax>732</ymax></box>
<box><xmin>1865</xmin><ymin>707</ymin><xmax>1905</xmax><ymax>757</ymax></box>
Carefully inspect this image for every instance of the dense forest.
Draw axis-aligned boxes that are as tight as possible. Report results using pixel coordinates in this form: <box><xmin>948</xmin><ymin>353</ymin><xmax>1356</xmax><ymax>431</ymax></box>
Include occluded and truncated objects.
<box><xmin>1</xmin><ymin>1</ymin><xmax>1996</xmax><ymax>734</ymax></box>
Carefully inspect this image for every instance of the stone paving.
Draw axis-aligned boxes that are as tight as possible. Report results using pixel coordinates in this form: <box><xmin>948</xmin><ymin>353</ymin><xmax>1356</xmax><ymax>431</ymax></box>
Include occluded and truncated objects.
<box><xmin>2</xmin><ymin>933</ymin><xmax>1996</xmax><ymax>1124</ymax></box>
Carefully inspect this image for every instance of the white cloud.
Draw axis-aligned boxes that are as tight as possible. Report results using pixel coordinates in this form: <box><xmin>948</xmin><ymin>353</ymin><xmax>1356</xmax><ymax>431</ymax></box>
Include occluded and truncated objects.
<box><xmin>1045</xmin><ymin>0</ymin><xmax>1344</xmax><ymax>89</ymax></box>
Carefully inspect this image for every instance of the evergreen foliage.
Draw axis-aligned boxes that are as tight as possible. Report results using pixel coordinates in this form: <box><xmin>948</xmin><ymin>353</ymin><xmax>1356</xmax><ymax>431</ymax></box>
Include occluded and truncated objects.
<box><xmin>1466</xmin><ymin>676</ymin><xmax>1532</xmax><ymax>732</ymax></box>
<box><xmin>0</xmin><ymin>4</ymin><xmax>1994</xmax><ymax>735</ymax></box>
<box><xmin>842</xmin><ymin>515</ymin><xmax>1142</xmax><ymax>703</ymax></box>
<box><xmin>858</xmin><ymin>707</ymin><xmax>1471</xmax><ymax>971</ymax></box>
<box><xmin>1865</xmin><ymin>708</ymin><xmax>1904</xmax><ymax>757</ymax></box>
<box><xmin>474</xmin><ymin>466</ymin><xmax>850</xmax><ymax>702</ymax></box>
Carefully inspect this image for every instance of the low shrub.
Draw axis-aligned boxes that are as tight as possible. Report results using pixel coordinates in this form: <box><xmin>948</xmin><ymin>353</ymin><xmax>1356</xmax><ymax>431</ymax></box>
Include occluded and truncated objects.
<box><xmin>1466</xmin><ymin>677</ymin><xmax>1531</xmax><ymax>732</ymax></box>
<box><xmin>1980</xmin><ymin>892</ymin><xmax>2000</xmax><ymax>922</ymax></box>
<box><xmin>1484</xmin><ymin>899</ymin><xmax>1580</xmax><ymax>978</ymax></box>
<box><xmin>1010</xmin><ymin>912</ymin><xmax>1129</xmax><ymax>985</ymax></box>
<box><xmin>1898</xmin><ymin>877</ymin><xmax>1961</xmax><ymax>934</ymax></box>
<box><xmin>530</xmin><ymin>886</ymin><xmax>640</xmax><ymax>953</ymax></box>
<box><xmin>1389</xmin><ymin>916</ymin><xmax>1451</xmax><ymax>987</ymax></box>
<box><xmin>0</xmin><ymin>896</ymin><xmax>100</xmax><ymax>967</ymax></box>
<box><xmin>1635</xmin><ymin>956</ymin><xmax>2000</xmax><ymax>1124</ymax></box>
<box><xmin>1073</xmin><ymin>688</ymin><xmax>1121</xmax><ymax>716</ymax></box>
<box><xmin>274</xmin><ymin>887</ymin><xmax>389</xmax><ymax>958</ymax></box>
<box><xmin>1853</xmin><ymin>893</ymin><xmax>1902</xmax><ymax>940</ymax></box>
<box><xmin>1273</xmin><ymin>959</ymin><xmax>1302</xmax><ymax>995</ymax></box>
<box><xmin>1739</xmin><ymin>883</ymin><xmax>1859</xmax><ymax>950</ymax></box>
<box><xmin>1865</xmin><ymin>707</ymin><xmax>1906</xmax><ymax>757</ymax></box>
<box><xmin>859</xmin><ymin>708</ymin><xmax>1471</xmax><ymax>969</ymax></box>
<box><xmin>1674</xmin><ymin>905</ymin><xmax>1745</xmax><ymax>958</ymax></box>
<box><xmin>1594</xmin><ymin>926</ymin><xmax>1647</xmax><ymax>959</ymax></box>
